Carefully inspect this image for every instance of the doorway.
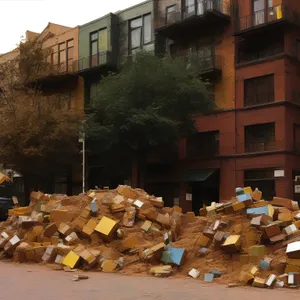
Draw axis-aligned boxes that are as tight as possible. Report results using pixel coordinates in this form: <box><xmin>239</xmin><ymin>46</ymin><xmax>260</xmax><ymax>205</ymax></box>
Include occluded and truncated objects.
<box><xmin>187</xmin><ymin>169</ymin><xmax>220</xmax><ymax>215</ymax></box>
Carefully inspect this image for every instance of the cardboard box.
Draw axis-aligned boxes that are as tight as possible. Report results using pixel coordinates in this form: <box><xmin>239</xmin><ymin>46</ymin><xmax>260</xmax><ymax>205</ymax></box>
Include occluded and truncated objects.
<box><xmin>270</xmin><ymin>233</ymin><xmax>286</xmax><ymax>244</ymax></box>
<box><xmin>283</xmin><ymin>224</ymin><xmax>298</xmax><ymax>236</ymax></box>
<box><xmin>117</xmin><ymin>185</ymin><xmax>138</xmax><ymax>199</ymax></box>
<box><xmin>43</xmin><ymin>223</ymin><xmax>58</xmax><ymax>238</ymax></box>
<box><xmin>80</xmin><ymin>207</ymin><xmax>91</xmax><ymax>219</ymax></box>
<box><xmin>266</xmin><ymin>274</ymin><xmax>277</xmax><ymax>287</ymax></box>
<box><xmin>156</xmin><ymin>213</ymin><xmax>171</xmax><ymax>227</ymax></box>
<box><xmin>232</xmin><ymin>202</ymin><xmax>245</xmax><ymax>212</ymax></box>
<box><xmin>101</xmin><ymin>259</ymin><xmax>118</xmax><ymax>272</ymax></box>
<box><xmin>188</xmin><ymin>268</ymin><xmax>200</xmax><ymax>279</ymax></box>
<box><xmin>82</xmin><ymin>219</ymin><xmax>97</xmax><ymax>236</ymax></box>
<box><xmin>58</xmin><ymin>223</ymin><xmax>73</xmax><ymax>236</ymax></box>
<box><xmin>161</xmin><ymin>246</ymin><xmax>185</xmax><ymax>266</ymax></box>
<box><xmin>79</xmin><ymin>249</ymin><xmax>96</xmax><ymax>265</ymax></box>
<box><xmin>240</xmin><ymin>271</ymin><xmax>254</xmax><ymax>284</ymax></box>
<box><xmin>42</xmin><ymin>246</ymin><xmax>57</xmax><ymax>263</ymax></box>
<box><xmin>141</xmin><ymin>220</ymin><xmax>152</xmax><ymax>232</ymax></box>
<box><xmin>123</xmin><ymin>207</ymin><xmax>136</xmax><ymax>227</ymax></box>
<box><xmin>65</xmin><ymin>232</ymin><xmax>79</xmax><ymax>245</ymax></box>
<box><xmin>62</xmin><ymin>251</ymin><xmax>80</xmax><ymax>269</ymax></box>
<box><xmin>271</xmin><ymin>197</ymin><xmax>299</xmax><ymax>211</ymax></box>
<box><xmin>263</xmin><ymin>223</ymin><xmax>281</xmax><ymax>238</ymax></box>
<box><xmin>252</xmin><ymin>188</ymin><xmax>262</xmax><ymax>201</ymax></box>
<box><xmin>286</xmin><ymin>241</ymin><xmax>300</xmax><ymax>259</ymax></box>
<box><xmin>252</xmin><ymin>277</ymin><xmax>266</xmax><ymax>288</ymax></box>
<box><xmin>150</xmin><ymin>265</ymin><xmax>172</xmax><ymax>276</ymax></box>
<box><xmin>198</xmin><ymin>234</ymin><xmax>211</xmax><ymax>247</ymax></box>
<box><xmin>95</xmin><ymin>216</ymin><xmax>118</xmax><ymax>238</ymax></box>
<box><xmin>221</xmin><ymin>235</ymin><xmax>241</xmax><ymax>253</ymax></box>
<box><xmin>214</xmin><ymin>231</ymin><xmax>226</xmax><ymax>249</ymax></box>
<box><xmin>186</xmin><ymin>212</ymin><xmax>196</xmax><ymax>222</ymax></box>
<box><xmin>143</xmin><ymin>243</ymin><xmax>166</xmax><ymax>260</ymax></box>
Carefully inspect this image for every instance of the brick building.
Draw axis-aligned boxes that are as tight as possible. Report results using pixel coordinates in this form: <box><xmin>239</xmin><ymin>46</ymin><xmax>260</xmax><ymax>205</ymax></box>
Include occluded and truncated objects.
<box><xmin>150</xmin><ymin>0</ymin><xmax>300</xmax><ymax>213</ymax></box>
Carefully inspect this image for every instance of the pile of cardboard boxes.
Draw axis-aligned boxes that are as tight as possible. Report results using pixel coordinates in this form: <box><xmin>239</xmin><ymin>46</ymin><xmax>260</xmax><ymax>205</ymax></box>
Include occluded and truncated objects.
<box><xmin>1</xmin><ymin>185</ymin><xmax>300</xmax><ymax>288</ymax></box>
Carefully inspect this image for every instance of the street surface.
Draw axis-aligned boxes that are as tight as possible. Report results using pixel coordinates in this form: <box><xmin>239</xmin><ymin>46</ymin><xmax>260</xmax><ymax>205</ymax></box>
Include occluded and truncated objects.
<box><xmin>0</xmin><ymin>262</ymin><xmax>299</xmax><ymax>300</ymax></box>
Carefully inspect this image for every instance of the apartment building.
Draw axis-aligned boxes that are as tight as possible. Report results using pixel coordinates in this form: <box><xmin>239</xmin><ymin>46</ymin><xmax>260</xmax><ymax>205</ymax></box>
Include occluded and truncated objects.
<box><xmin>0</xmin><ymin>23</ymin><xmax>85</xmax><ymax>196</ymax></box>
<box><xmin>2</xmin><ymin>0</ymin><xmax>300</xmax><ymax>210</ymax></box>
<box><xmin>148</xmin><ymin>0</ymin><xmax>300</xmax><ymax>213</ymax></box>
<box><xmin>77</xmin><ymin>1</ymin><xmax>154</xmax><ymax>188</ymax></box>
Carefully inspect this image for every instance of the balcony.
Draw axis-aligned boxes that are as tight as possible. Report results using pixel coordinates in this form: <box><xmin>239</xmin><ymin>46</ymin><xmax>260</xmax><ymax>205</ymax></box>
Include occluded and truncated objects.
<box><xmin>156</xmin><ymin>0</ymin><xmax>231</xmax><ymax>40</ymax></box>
<box><xmin>235</xmin><ymin>4</ymin><xmax>300</xmax><ymax>38</ymax></box>
<box><xmin>24</xmin><ymin>62</ymin><xmax>78</xmax><ymax>86</ymax></box>
<box><xmin>75</xmin><ymin>51</ymin><xmax>116</xmax><ymax>75</ymax></box>
<box><xmin>187</xmin><ymin>53</ymin><xmax>222</xmax><ymax>80</ymax></box>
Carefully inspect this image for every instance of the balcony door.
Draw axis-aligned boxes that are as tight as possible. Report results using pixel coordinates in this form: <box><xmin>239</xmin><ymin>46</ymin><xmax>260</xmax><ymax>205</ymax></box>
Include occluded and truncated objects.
<box><xmin>253</xmin><ymin>0</ymin><xmax>276</xmax><ymax>26</ymax></box>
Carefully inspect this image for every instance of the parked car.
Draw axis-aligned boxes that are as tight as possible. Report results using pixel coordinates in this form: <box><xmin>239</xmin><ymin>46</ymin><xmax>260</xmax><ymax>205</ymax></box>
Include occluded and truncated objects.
<box><xmin>0</xmin><ymin>197</ymin><xmax>13</xmax><ymax>221</ymax></box>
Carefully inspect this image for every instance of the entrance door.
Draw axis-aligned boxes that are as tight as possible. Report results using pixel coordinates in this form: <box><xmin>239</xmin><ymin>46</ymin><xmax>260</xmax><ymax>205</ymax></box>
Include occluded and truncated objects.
<box><xmin>190</xmin><ymin>170</ymin><xmax>220</xmax><ymax>215</ymax></box>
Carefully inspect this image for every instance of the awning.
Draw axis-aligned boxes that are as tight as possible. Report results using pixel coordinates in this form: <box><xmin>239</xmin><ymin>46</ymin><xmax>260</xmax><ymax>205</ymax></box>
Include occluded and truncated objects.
<box><xmin>183</xmin><ymin>169</ymin><xmax>216</xmax><ymax>182</ymax></box>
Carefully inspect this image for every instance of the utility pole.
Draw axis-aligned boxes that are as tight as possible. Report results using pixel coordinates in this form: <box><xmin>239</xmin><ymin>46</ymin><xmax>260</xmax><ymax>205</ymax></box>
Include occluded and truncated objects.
<box><xmin>79</xmin><ymin>123</ymin><xmax>86</xmax><ymax>194</ymax></box>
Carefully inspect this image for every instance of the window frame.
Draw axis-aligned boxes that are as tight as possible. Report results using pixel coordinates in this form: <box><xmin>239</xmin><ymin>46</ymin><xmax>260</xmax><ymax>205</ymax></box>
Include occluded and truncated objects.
<box><xmin>244</xmin><ymin>74</ymin><xmax>275</xmax><ymax>107</ymax></box>
<box><xmin>129</xmin><ymin>13</ymin><xmax>152</xmax><ymax>54</ymax></box>
<box><xmin>244</xmin><ymin>122</ymin><xmax>276</xmax><ymax>153</ymax></box>
<box><xmin>66</xmin><ymin>39</ymin><xmax>74</xmax><ymax>72</ymax></box>
<box><xmin>90</xmin><ymin>27</ymin><xmax>108</xmax><ymax>67</ymax></box>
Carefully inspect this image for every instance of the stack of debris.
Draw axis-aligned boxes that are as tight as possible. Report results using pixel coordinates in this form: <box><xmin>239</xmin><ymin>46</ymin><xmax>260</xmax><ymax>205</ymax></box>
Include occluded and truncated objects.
<box><xmin>1</xmin><ymin>185</ymin><xmax>300</xmax><ymax>289</ymax></box>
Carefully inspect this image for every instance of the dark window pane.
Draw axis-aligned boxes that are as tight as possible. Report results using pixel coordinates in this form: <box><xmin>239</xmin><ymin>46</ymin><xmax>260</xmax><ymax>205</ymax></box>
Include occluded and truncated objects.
<box><xmin>59</xmin><ymin>49</ymin><xmax>66</xmax><ymax>63</ymax></box>
<box><xmin>67</xmin><ymin>39</ymin><xmax>74</xmax><ymax>48</ymax></box>
<box><xmin>67</xmin><ymin>47</ymin><xmax>74</xmax><ymax>60</ymax></box>
<box><xmin>59</xmin><ymin>42</ymin><xmax>66</xmax><ymax>50</ymax></box>
<box><xmin>245</xmin><ymin>123</ymin><xmax>275</xmax><ymax>152</ymax></box>
<box><xmin>244</xmin><ymin>75</ymin><xmax>274</xmax><ymax>106</ymax></box>
<box><xmin>91</xmin><ymin>32</ymin><xmax>98</xmax><ymax>41</ymax></box>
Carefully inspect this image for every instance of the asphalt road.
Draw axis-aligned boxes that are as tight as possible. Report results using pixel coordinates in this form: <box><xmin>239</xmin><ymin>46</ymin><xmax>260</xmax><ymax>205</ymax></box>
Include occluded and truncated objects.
<box><xmin>0</xmin><ymin>262</ymin><xmax>299</xmax><ymax>300</ymax></box>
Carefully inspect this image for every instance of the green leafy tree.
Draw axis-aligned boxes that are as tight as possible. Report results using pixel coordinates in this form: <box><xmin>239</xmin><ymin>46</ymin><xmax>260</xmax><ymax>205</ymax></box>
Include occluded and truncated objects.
<box><xmin>87</xmin><ymin>52</ymin><xmax>215</xmax><ymax>188</ymax></box>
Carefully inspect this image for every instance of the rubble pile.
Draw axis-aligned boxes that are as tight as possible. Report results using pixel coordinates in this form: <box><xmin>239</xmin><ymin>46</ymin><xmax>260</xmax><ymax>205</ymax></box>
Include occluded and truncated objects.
<box><xmin>1</xmin><ymin>185</ymin><xmax>300</xmax><ymax>288</ymax></box>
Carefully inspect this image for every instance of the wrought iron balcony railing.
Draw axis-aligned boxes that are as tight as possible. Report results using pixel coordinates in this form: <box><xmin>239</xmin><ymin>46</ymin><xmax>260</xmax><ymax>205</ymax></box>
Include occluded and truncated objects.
<box><xmin>157</xmin><ymin>0</ymin><xmax>231</xmax><ymax>30</ymax></box>
<box><xmin>236</xmin><ymin>4</ymin><xmax>300</xmax><ymax>33</ymax></box>
<box><xmin>75</xmin><ymin>51</ymin><xmax>112</xmax><ymax>73</ymax></box>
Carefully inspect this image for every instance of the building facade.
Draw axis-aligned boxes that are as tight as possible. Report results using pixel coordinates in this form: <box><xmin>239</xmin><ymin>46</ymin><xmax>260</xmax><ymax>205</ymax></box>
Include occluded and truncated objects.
<box><xmin>150</xmin><ymin>0</ymin><xmax>300</xmax><ymax>213</ymax></box>
<box><xmin>2</xmin><ymin>0</ymin><xmax>300</xmax><ymax>211</ymax></box>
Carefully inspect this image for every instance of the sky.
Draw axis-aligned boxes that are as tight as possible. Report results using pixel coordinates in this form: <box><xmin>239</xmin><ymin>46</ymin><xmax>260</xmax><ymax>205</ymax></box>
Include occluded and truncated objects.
<box><xmin>0</xmin><ymin>0</ymin><xmax>143</xmax><ymax>54</ymax></box>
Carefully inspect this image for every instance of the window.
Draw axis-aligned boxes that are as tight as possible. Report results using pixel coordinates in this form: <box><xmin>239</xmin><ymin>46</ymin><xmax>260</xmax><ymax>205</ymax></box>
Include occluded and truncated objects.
<box><xmin>187</xmin><ymin>131</ymin><xmax>219</xmax><ymax>158</ymax></box>
<box><xmin>143</xmin><ymin>14</ymin><xmax>152</xmax><ymax>44</ymax></box>
<box><xmin>90</xmin><ymin>28</ymin><xmax>108</xmax><ymax>67</ymax></box>
<box><xmin>244</xmin><ymin>75</ymin><xmax>274</xmax><ymax>106</ymax></box>
<box><xmin>244</xmin><ymin>168</ymin><xmax>276</xmax><ymax>200</ymax></box>
<box><xmin>129</xmin><ymin>14</ymin><xmax>152</xmax><ymax>54</ymax></box>
<box><xmin>166</xmin><ymin>5</ymin><xmax>177</xmax><ymax>25</ymax></box>
<box><xmin>185</xmin><ymin>0</ymin><xmax>196</xmax><ymax>18</ymax></box>
<box><xmin>58</xmin><ymin>42</ymin><xmax>66</xmax><ymax>72</ymax></box>
<box><xmin>67</xmin><ymin>39</ymin><xmax>74</xmax><ymax>72</ymax></box>
<box><xmin>52</xmin><ymin>45</ymin><xmax>59</xmax><ymax>66</ymax></box>
<box><xmin>253</xmin><ymin>0</ymin><xmax>265</xmax><ymax>26</ymax></box>
<box><xmin>245</xmin><ymin>122</ymin><xmax>275</xmax><ymax>153</ymax></box>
